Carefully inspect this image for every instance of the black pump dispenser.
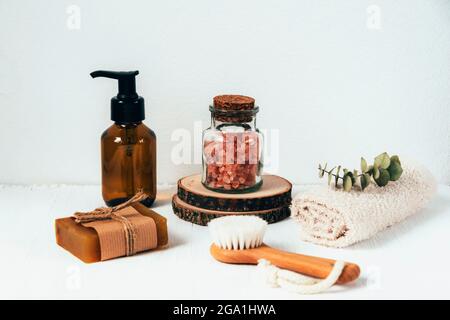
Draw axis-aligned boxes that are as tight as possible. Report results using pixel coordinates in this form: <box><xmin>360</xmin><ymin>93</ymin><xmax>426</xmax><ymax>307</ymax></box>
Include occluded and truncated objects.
<box><xmin>91</xmin><ymin>70</ymin><xmax>145</xmax><ymax>124</ymax></box>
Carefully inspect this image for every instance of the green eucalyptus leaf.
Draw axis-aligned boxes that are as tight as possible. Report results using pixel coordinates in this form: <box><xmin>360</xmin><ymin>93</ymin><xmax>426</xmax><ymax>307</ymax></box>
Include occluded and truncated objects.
<box><xmin>343</xmin><ymin>175</ymin><xmax>352</xmax><ymax>191</ymax></box>
<box><xmin>347</xmin><ymin>171</ymin><xmax>356</xmax><ymax>185</ymax></box>
<box><xmin>367</xmin><ymin>165</ymin><xmax>374</xmax><ymax>175</ymax></box>
<box><xmin>361</xmin><ymin>157</ymin><xmax>368</xmax><ymax>173</ymax></box>
<box><xmin>390</xmin><ymin>155</ymin><xmax>401</xmax><ymax>165</ymax></box>
<box><xmin>355</xmin><ymin>175</ymin><xmax>362</xmax><ymax>189</ymax></box>
<box><xmin>381</xmin><ymin>152</ymin><xmax>391</xmax><ymax>169</ymax></box>
<box><xmin>375</xmin><ymin>168</ymin><xmax>390</xmax><ymax>187</ymax></box>
<box><xmin>374</xmin><ymin>152</ymin><xmax>390</xmax><ymax>169</ymax></box>
<box><xmin>388</xmin><ymin>160</ymin><xmax>403</xmax><ymax>181</ymax></box>
<box><xmin>318</xmin><ymin>164</ymin><xmax>324</xmax><ymax>178</ymax></box>
<box><xmin>373</xmin><ymin>166</ymin><xmax>380</xmax><ymax>179</ymax></box>
<box><xmin>361</xmin><ymin>173</ymin><xmax>371</xmax><ymax>190</ymax></box>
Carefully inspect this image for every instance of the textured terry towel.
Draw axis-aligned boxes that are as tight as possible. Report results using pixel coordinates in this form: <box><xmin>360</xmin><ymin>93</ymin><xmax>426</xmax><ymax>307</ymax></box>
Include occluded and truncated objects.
<box><xmin>291</xmin><ymin>163</ymin><xmax>436</xmax><ymax>248</ymax></box>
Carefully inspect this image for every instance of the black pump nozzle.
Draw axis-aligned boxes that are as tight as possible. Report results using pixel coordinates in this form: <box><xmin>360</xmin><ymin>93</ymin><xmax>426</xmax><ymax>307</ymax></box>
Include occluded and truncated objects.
<box><xmin>91</xmin><ymin>70</ymin><xmax>139</xmax><ymax>99</ymax></box>
<box><xmin>91</xmin><ymin>70</ymin><xmax>145</xmax><ymax>124</ymax></box>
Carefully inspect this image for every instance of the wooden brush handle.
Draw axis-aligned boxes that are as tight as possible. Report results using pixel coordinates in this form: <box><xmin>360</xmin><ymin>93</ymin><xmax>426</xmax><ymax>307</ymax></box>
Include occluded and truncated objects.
<box><xmin>254</xmin><ymin>245</ymin><xmax>360</xmax><ymax>284</ymax></box>
<box><xmin>210</xmin><ymin>244</ymin><xmax>360</xmax><ymax>284</ymax></box>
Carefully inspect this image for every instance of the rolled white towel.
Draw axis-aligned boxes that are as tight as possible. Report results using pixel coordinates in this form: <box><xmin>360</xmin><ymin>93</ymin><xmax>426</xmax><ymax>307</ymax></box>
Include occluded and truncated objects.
<box><xmin>291</xmin><ymin>163</ymin><xmax>436</xmax><ymax>247</ymax></box>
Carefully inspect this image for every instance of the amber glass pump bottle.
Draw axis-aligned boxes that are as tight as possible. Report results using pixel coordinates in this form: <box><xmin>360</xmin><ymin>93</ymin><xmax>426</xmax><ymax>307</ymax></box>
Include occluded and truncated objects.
<box><xmin>91</xmin><ymin>70</ymin><xmax>156</xmax><ymax>207</ymax></box>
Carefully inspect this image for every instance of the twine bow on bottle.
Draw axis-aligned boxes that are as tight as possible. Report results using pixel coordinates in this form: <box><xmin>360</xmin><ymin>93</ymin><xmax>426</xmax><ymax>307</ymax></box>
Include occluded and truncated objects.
<box><xmin>73</xmin><ymin>191</ymin><xmax>149</xmax><ymax>257</ymax></box>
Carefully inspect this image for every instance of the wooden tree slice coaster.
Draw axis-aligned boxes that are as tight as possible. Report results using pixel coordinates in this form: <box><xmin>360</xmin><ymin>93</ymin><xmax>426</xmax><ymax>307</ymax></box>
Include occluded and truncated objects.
<box><xmin>172</xmin><ymin>195</ymin><xmax>291</xmax><ymax>226</ymax></box>
<box><xmin>177</xmin><ymin>174</ymin><xmax>292</xmax><ymax>212</ymax></box>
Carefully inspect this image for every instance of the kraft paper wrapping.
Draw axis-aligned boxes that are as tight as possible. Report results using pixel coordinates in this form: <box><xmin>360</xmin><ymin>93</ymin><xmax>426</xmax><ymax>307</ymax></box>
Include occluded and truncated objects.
<box><xmin>84</xmin><ymin>206</ymin><xmax>158</xmax><ymax>261</ymax></box>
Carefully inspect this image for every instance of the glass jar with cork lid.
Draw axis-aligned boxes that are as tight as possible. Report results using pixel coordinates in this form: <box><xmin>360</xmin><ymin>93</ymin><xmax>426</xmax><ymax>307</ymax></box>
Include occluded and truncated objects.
<box><xmin>202</xmin><ymin>95</ymin><xmax>264</xmax><ymax>193</ymax></box>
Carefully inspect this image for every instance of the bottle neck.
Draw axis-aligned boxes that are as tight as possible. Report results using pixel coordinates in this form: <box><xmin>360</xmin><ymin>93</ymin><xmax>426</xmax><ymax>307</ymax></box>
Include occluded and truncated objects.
<box><xmin>209</xmin><ymin>106</ymin><xmax>258</xmax><ymax>130</ymax></box>
<box><xmin>211</xmin><ymin>115</ymin><xmax>256</xmax><ymax>130</ymax></box>
<box><xmin>115</xmin><ymin>121</ymin><xmax>142</xmax><ymax>128</ymax></box>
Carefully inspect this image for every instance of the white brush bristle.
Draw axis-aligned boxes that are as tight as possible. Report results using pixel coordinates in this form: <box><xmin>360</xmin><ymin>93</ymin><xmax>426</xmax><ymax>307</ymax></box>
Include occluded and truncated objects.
<box><xmin>208</xmin><ymin>216</ymin><xmax>268</xmax><ymax>250</ymax></box>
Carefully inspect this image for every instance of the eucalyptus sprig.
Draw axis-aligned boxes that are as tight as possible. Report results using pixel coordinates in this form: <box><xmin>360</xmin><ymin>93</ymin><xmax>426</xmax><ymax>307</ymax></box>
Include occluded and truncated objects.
<box><xmin>318</xmin><ymin>152</ymin><xmax>403</xmax><ymax>191</ymax></box>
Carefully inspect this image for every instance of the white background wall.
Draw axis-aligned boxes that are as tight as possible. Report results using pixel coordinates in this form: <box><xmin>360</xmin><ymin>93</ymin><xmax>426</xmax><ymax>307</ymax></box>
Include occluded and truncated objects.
<box><xmin>0</xmin><ymin>0</ymin><xmax>449</xmax><ymax>185</ymax></box>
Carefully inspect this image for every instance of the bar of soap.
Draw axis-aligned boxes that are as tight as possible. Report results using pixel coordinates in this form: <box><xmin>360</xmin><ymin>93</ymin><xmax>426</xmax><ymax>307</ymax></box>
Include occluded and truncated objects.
<box><xmin>55</xmin><ymin>203</ymin><xmax>168</xmax><ymax>263</ymax></box>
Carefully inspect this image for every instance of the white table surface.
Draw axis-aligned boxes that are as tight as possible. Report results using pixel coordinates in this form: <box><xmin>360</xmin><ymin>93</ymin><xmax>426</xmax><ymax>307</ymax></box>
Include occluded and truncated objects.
<box><xmin>1</xmin><ymin>184</ymin><xmax>449</xmax><ymax>300</ymax></box>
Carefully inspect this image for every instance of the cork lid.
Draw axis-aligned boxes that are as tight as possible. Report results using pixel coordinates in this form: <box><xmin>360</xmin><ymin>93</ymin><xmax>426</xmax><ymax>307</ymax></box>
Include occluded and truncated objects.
<box><xmin>213</xmin><ymin>95</ymin><xmax>255</xmax><ymax>111</ymax></box>
<box><xmin>211</xmin><ymin>95</ymin><xmax>257</xmax><ymax>123</ymax></box>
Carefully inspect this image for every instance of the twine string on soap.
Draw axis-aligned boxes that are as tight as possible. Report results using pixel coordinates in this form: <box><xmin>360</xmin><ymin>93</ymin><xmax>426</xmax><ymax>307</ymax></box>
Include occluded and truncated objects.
<box><xmin>73</xmin><ymin>191</ymin><xmax>149</xmax><ymax>256</ymax></box>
